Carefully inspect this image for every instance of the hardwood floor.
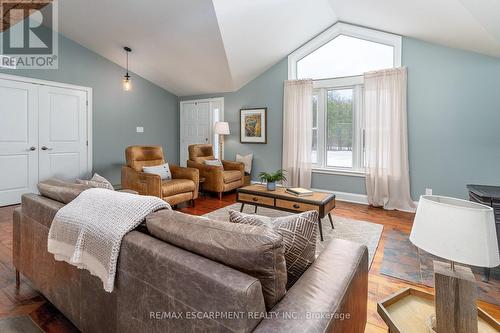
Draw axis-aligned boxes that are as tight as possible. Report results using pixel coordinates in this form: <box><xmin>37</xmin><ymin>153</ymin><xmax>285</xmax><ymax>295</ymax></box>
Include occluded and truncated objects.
<box><xmin>0</xmin><ymin>193</ymin><xmax>498</xmax><ymax>332</ymax></box>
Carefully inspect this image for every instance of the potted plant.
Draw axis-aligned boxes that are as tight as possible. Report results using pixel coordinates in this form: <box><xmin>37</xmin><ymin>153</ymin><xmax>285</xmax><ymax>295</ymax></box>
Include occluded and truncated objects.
<box><xmin>258</xmin><ymin>169</ymin><xmax>287</xmax><ymax>191</ymax></box>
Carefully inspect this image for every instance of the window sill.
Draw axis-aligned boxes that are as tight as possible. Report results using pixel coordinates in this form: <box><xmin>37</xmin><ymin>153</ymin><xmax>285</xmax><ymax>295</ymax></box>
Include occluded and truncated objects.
<box><xmin>312</xmin><ymin>167</ymin><xmax>366</xmax><ymax>178</ymax></box>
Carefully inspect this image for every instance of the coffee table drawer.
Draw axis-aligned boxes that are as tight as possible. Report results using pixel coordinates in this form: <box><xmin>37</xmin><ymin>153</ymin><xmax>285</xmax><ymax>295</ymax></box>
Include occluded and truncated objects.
<box><xmin>239</xmin><ymin>193</ymin><xmax>274</xmax><ymax>206</ymax></box>
<box><xmin>276</xmin><ymin>199</ymin><xmax>319</xmax><ymax>213</ymax></box>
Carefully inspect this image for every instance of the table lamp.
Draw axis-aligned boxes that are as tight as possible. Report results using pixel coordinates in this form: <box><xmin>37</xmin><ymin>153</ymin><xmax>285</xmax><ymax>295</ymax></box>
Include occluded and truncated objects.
<box><xmin>214</xmin><ymin>121</ymin><xmax>230</xmax><ymax>159</ymax></box>
<box><xmin>410</xmin><ymin>195</ymin><xmax>499</xmax><ymax>333</ymax></box>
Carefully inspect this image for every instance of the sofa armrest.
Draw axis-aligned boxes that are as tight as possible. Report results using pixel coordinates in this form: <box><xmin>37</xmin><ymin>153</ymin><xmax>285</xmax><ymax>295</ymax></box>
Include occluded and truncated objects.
<box><xmin>118</xmin><ymin>189</ymin><xmax>139</xmax><ymax>195</ymax></box>
<box><xmin>187</xmin><ymin>161</ymin><xmax>227</xmax><ymax>192</ymax></box>
<box><xmin>222</xmin><ymin>160</ymin><xmax>244</xmax><ymax>174</ymax></box>
<box><xmin>170</xmin><ymin>165</ymin><xmax>200</xmax><ymax>198</ymax></box>
<box><xmin>253</xmin><ymin>239</ymin><xmax>368</xmax><ymax>333</ymax></box>
<box><xmin>187</xmin><ymin>161</ymin><xmax>223</xmax><ymax>178</ymax></box>
<box><xmin>121</xmin><ymin>166</ymin><xmax>162</xmax><ymax>198</ymax></box>
<box><xmin>187</xmin><ymin>160</ymin><xmax>223</xmax><ymax>173</ymax></box>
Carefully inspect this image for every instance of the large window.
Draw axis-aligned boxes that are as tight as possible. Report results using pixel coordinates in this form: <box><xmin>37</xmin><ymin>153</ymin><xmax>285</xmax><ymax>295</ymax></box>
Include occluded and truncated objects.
<box><xmin>297</xmin><ymin>35</ymin><xmax>394</xmax><ymax>80</ymax></box>
<box><xmin>326</xmin><ymin>88</ymin><xmax>353</xmax><ymax>168</ymax></box>
<box><xmin>288</xmin><ymin>23</ymin><xmax>401</xmax><ymax>174</ymax></box>
<box><xmin>313</xmin><ymin>86</ymin><xmax>364</xmax><ymax>171</ymax></box>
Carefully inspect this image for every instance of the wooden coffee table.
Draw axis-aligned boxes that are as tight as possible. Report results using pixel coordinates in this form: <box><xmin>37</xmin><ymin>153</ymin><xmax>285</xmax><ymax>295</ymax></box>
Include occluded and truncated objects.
<box><xmin>236</xmin><ymin>185</ymin><xmax>336</xmax><ymax>241</ymax></box>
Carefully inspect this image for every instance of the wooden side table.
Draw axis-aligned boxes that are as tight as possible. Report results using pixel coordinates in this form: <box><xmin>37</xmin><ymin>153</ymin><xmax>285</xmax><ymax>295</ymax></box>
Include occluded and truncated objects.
<box><xmin>377</xmin><ymin>288</ymin><xmax>499</xmax><ymax>333</ymax></box>
<box><xmin>199</xmin><ymin>177</ymin><xmax>206</xmax><ymax>198</ymax></box>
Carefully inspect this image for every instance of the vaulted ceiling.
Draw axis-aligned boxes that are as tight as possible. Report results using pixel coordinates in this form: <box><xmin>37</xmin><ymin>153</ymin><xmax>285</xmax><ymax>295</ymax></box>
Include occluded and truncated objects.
<box><xmin>53</xmin><ymin>0</ymin><xmax>500</xmax><ymax>96</ymax></box>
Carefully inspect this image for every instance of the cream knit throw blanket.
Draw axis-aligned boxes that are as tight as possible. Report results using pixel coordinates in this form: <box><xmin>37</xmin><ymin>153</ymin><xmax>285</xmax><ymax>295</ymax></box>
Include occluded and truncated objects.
<box><xmin>48</xmin><ymin>188</ymin><xmax>169</xmax><ymax>292</ymax></box>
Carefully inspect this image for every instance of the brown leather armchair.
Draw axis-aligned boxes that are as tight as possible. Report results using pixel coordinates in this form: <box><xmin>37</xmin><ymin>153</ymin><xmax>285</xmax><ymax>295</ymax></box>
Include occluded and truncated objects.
<box><xmin>187</xmin><ymin>144</ymin><xmax>244</xmax><ymax>200</ymax></box>
<box><xmin>121</xmin><ymin>146</ymin><xmax>199</xmax><ymax>206</ymax></box>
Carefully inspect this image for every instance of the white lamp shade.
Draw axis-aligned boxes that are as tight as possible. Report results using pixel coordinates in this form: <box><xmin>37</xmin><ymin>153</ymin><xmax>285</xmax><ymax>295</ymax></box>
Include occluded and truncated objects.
<box><xmin>410</xmin><ymin>195</ymin><xmax>499</xmax><ymax>268</ymax></box>
<box><xmin>214</xmin><ymin>121</ymin><xmax>230</xmax><ymax>135</ymax></box>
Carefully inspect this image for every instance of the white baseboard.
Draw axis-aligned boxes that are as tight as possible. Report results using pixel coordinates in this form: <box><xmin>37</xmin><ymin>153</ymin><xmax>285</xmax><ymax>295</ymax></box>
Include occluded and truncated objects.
<box><xmin>311</xmin><ymin>188</ymin><xmax>369</xmax><ymax>205</ymax></box>
<box><xmin>249</xmin><ymin>180</ymin><xmax>369</xmax><ymax>205</ymax></box>
<box><xmin>248</xmin><ymin>181</ymin><xmax>420</xmax><ymax>213</ymax></box>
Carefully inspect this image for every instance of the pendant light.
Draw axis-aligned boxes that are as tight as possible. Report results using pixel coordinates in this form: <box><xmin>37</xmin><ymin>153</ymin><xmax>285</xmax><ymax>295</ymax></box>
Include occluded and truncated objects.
<box><xmin>123</xmin><ymin>46</ymin><xmax>132</xmax><ymax>91</ymax></box>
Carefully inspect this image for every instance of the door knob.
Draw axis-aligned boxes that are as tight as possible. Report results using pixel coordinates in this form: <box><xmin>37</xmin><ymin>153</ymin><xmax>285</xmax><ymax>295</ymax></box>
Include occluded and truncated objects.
<box><xmin>41</xmin><ymin>146</ymin><xmax>52</xmax><ymax>151</ymax></box>
<box><xmin>28</xmin><ymin>146</ymin><xmax>36</xmax><ymax>151</ymax></box>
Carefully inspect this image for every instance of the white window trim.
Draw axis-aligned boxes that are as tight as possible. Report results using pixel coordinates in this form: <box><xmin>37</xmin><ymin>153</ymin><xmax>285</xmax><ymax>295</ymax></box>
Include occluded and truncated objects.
<box><xmin>288</xmin><ymin>22</ymin><xmax>402</xmax><ymax>80</ymax></box>
<box><xmin>312</xmin><ymin>167</ymin><xmax>366</xmax><ymax>178</ymax></box>
<box><xmin>313</xmin><ymin>84</ymin><xmax>365</xmax><ymax>174</ymax></box>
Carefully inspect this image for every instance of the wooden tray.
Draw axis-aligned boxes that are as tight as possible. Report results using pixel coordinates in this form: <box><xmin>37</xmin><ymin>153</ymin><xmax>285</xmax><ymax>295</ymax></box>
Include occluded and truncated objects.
<box><xmin>377</xmin><ymin>288</ymin><xmax>500</xmax><ymax>333</ymax></box>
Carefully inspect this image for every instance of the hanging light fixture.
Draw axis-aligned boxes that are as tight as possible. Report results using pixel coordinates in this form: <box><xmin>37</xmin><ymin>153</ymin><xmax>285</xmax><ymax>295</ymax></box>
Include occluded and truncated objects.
<box><xmin>123</xmin><ymin>46</ymin><xmax>132</xmax><ymax>91</ymax></box>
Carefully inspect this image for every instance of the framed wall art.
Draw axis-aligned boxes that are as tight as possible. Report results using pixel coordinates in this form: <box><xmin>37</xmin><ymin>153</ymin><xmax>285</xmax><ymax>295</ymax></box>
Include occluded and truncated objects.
<box><xmin>240</xmin><ymin>108</ymin><xmax>267</xmax><ymax>144</ymax></box>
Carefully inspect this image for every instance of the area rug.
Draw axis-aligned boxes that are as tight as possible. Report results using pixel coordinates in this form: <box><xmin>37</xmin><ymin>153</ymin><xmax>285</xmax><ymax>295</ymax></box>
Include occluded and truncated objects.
<box><xmin>0</xmin><ymin>316</ymin><xmax>43</xmax><ymax>333</ymax></box>
<box><xmin>380</xmin><ymin>229</ymin><xmax>500</xmax><ymax>305</ymax></box>
<box><xmin>203</xmin><ymin>203</ymin><xmax>383</xmax><ymax>267</ymax></box>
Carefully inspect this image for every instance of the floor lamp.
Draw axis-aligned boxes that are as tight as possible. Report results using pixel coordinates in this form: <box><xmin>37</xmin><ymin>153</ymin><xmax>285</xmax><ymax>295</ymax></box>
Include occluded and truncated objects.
<box><xmin>214</xmin><ymin>121</ymin><xmax>230</xmax><ymax>159</ymax></box>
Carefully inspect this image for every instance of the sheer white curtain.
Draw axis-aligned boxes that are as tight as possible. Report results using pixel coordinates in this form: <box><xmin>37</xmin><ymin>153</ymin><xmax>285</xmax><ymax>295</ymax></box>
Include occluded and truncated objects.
<box><xmin>282</xmin><ymin>79</ymin><xmax>313</xmax><ymax>188</ymax></box>
<box><xmin>364</xmin><ymin>67</ymin><xmax>415</xmax><ymax>211</ymax></box>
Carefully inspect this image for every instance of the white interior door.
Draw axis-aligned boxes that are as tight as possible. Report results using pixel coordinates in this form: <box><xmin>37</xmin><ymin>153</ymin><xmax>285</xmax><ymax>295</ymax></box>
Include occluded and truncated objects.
<box><xmin>180</xmin><ymin>101</ymin><xmax>211</xmax><ymax>166</ymax></box>
<box><xmin>0</xmin><ymin>79</ymin><xmax>39</xmax><ymax>206</ymax></box>
<box><xmin>38</xmin><ymin>86</ymin><xmax>89</xmax><ymax>181</ymax></box>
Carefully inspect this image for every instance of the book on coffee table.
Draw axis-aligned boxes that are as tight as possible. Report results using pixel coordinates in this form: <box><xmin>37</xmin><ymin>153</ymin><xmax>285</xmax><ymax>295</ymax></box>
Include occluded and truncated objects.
<box><xmin>285</xmin><ymin>187</ymin><xmax>314</xmax><ymax>197</ymax></box>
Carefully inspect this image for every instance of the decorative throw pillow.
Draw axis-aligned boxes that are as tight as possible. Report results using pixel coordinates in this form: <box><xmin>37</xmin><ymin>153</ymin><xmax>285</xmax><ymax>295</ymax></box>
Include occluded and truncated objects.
<box><xmin>236</xmin><ymin>153</ymin><xmax>253</xmax><ymax>175</ymax></box>
<box><xmin>228</xmin><ymin>210</ymin><xmax>318</xmax><ymax>289</ymax></box>
<box><xmin>142</xmin><ymin>163</ymin><xmax>172</xmax><ymax>180</ymax></box>
<box><xmin>38</xmin><ymin>178</ymin><xmax>92</xmax><ymax>204</ymax></box>
<box><xmin>204</xmin><ymin>159</ymin><xmax>223</xmax><ymax>167</ymax></box>
<box><xmin>76</xmin><ymin>173</ymin><xmax>114</xmax><ymax>190</ymax></box>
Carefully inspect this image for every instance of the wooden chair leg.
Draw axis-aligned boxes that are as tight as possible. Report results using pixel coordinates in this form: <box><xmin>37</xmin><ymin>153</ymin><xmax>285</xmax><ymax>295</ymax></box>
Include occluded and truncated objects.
<box><xmin>240</xmin><ymin>203</ymin><xmax>245</xmax><ymax>212</ymax></box>
<box><xmin>218</xmin><ymin>192</ymin><xmax>222</xmax><ymax>200</ymax></box>
<box><xmin>191</xmin><ymin>199</ymin><xmax>195</xmax><ymax>208</ymax></box>
<box><xmin>15</xmin><ymin>270</ymin><xmax>20</xmax><ymax>288</ymax></box>
<box><xmin>328</xmin><ymin>213</ymin><xmax>334</xmax><ymax>229</ymax></box>
<box><xmin>318</xmin><ymin>216</ymin><xmax>324</xmax><ymax>241</ymax></box>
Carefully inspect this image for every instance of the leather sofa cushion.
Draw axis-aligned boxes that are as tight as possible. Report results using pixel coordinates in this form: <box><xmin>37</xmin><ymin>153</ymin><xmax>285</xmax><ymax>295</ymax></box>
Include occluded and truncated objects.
<box><xmin>223</xmin><ymin>170</ymin><xmax>242</xmax><ymax>183</ymax></box>
<box><xmin>146</xmin><ymin>210</ymin><xmax>287</xmax><ymax>310</ymax></box>
<box><xmin>37</xmin><ymin>178</ymin><xmax>91</xmax><ymax>204</ymax></box>
<box><xmin>161</xmin><ymin>179</ymin><xmax>195</xmax><ymax>197</ymax></box>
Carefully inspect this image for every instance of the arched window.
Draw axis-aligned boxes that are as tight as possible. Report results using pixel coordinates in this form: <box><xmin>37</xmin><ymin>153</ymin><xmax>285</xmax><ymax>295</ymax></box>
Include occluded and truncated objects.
<box><xmin>288</xmin><ymin>23</ymin><xmax>401</xmax><ymax>173</ymax></box>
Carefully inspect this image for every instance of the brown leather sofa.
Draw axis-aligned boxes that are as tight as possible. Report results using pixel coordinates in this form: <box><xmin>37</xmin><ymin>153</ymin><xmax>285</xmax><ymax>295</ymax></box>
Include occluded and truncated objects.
<box><xmin>13</xmin><ymin>192</ymin><xmax>368</xmax><ymax>333</ymax></box>
<box><xmin>187</xmin><ymin>144</ymin><xmax>244</xmax><ymax>199</ymax></box>
<box><xmin>121</xmin><ymin>146</ymin><xmax>199</xmax><ymax>206</ymax></box>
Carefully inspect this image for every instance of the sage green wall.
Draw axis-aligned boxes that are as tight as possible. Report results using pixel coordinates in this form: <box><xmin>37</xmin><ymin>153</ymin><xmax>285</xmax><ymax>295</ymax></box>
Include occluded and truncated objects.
<box><xmin>0</xmin><ymin>31</ymin><xmax>179</xmax><ymax>185</ymax></box>
<box><xmin>180</xmin><ymin>59</ymin><xmax>287</xmax><ymax>181</ymax></box>
<box><xmin>404</xmin><ymin>38</ymin><xmax>500</xmax><ymax>199</ymax></box>
<box><xmin>182</xmin><ymin>37</ymin><xmax>500</xmax><ymax>200</ymax></box>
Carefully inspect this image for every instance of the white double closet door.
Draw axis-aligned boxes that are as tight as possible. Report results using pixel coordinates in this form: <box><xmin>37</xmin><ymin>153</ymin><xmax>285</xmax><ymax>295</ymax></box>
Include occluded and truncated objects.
<box><xmin>0</xmin><ymin>77</ymin><xmax>90</xmax><ymax>206</ymax></box>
